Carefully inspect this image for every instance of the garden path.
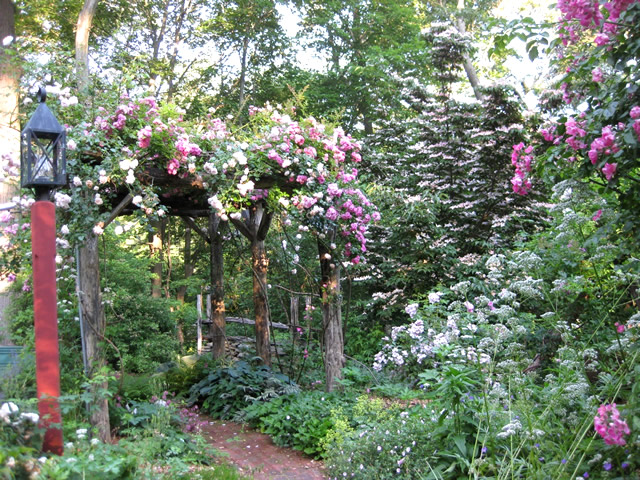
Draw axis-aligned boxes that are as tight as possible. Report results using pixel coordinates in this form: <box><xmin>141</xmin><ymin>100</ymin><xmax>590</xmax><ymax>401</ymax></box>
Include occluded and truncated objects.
<box><xmin>200</xmin><ymin>417</ymin><xmax>327</xmax><ymax>480</ymax></box>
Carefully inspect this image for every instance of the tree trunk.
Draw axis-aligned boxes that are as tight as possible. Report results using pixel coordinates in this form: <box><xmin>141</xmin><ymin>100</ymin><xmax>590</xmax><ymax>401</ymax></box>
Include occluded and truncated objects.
<box><xmin>230</xmin><ymin>202</ymin><xmax>272</xmax><ymax>366</ymax></box>
<box><xmin>175</xmin><ymin>226</ymin><xmax>192</xmax><ymax>348</ymax></box>
<box><xmin>209</xmin><ymin>214</ymin><xmax>226</xmax><ymax>359</ymax></box>
<box><xmin>75</xmin><ymin>0</ymin><xmax>99</xmax><ymax>94</ymax></box>
<box><xmin>238</xmin><ymin>36</ymin><xmax>249</xmax><ymax>108</ymax></box>
<box><xmin>0</xmin><ymin>0</ymin><xmax>19</xmax><ymax>342</ymax></box>
<box><xmin>77</xmin><ymin>235</ymin><xmax>111</xmax><ymax>443</ymax></box>
<box><xmin>455</xmin><ymin>0</ymin><xmax>484</xmax><ymax>101</ymax></box>
<box><xmin>177</xmin><ymin>226</ymin><xmax>192</xmax><ymax>304</ymax></box>
<box><xmin>251</xmin><ymin>237</ymin><xmax>270</xmax><ymax>366</ymax></box>
<box><xmin>73</xmin><ymin>0</ymin><xmax>110</xmax><ymax>442</ymax></box>
<box><xmin>0</xmin><ymin>0</ymin><xmax>18</xmax><ymax>202</ymax></box>
<box><xmin>290</xmin><ymin>296</ymin><xmax>299</xmax><ymax>343</ymax></box>
<box><xmin>318</xmin><ymin>233</ymin><xmax>343</xmax><ymax>392</ymax></box>
<box><xmin>149</xmin><ymin>219</ymin><xmax>164</xmax><ymax>298</ymax></box>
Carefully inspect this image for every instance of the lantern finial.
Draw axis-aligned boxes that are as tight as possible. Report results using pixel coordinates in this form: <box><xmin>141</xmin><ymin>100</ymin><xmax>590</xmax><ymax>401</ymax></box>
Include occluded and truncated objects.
<box><xmin>37</xmin><ymin>86</ymin><xmax>47</xmax><ymax>104</ymax></box>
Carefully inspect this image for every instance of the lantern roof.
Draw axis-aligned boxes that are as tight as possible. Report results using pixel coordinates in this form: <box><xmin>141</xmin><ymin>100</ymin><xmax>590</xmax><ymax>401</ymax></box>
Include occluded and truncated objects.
<box><xmin>23</xmin><ymin>88</ymin><xmax>64</xmax><ymax>135</ymax></box>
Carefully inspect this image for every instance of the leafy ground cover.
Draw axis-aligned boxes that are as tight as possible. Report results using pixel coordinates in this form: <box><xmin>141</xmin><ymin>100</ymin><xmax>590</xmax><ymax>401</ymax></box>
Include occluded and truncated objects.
<box><xmin>2</xmin><ymin>0</ymin><xmax>640</xmax><ymax>479</ymax></box>
<box><xmin>0</xmin><ymin>384</ymin><xmax>251</xmax><ymax>479</ymax></box>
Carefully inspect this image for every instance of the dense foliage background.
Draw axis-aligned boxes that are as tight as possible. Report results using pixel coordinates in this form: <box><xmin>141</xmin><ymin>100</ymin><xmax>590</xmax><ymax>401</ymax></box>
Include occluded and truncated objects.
<box><xmin>1</xmin><ymin>0</ymin><xmax>639</xmax><ymax>478</ymax></box>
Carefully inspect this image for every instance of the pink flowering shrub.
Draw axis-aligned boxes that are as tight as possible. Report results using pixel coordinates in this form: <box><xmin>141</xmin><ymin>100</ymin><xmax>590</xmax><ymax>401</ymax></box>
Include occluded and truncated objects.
<box><xmin>88</xmin><ymin>97</ymin><xmax>202</xmax><ymax>179</ymax></box>
<box><xmin>520</xmin><ymin>0</ymin><xmax>640</xmax><ymax>237</ymax></box>
<box><xmin>557</xmin><ymin>0</ymin><xmax>639</xmax><ymax>46</ymax></box>
<box><xmin>594</xmin><ymin>403</ymin><xmax>630</xmax><ymax>445</ymax></box>
<box><xmin>510</xmin><ymin>142</ymin><xmax>534</xmax><ymax>195</ymax></box>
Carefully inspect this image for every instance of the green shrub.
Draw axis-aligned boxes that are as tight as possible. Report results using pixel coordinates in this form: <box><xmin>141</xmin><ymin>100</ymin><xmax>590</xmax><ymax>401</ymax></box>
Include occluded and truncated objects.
<box><xmin>325</xmin><ymin>406</ymin><xmax>441</xmax><ymax>480</ymax></box>
<box><xmin>114</xmin><ymin>373</ymin><xmax>161</xmax><ymax>402</ymax></box>
<box><xmin>39</xmin><ymin>438</ymin><xmax>139</xmax><ymax>479</ymax></box>
<box><xmin>188</xmin><ymin>360</ymin><xmax>298</xmax><ymax>419</ymax></box>
<box><xmin>241</xmin><ymin>390</ymin><xmax>356</xmax><ymax>458</ymax></box>
<box><xmin>105</xmin><ymin>293</ymin><xmax>179</xmax><ymax>374</ymax></box>
<box><xmin>164</xmin><ymin>356</ymin><xmax>212</xmax><ymax>399</ymax></box>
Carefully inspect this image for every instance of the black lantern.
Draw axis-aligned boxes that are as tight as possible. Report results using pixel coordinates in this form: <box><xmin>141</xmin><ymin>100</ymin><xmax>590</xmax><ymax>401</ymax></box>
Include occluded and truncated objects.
<box><xmin>21</xmin><ymin>87</ymin><xmax>67</xmax><ymax>194</ymax></box>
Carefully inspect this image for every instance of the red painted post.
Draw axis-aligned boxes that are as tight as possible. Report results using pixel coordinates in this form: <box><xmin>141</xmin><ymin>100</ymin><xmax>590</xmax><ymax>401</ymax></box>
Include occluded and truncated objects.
<box><xmin>31</xmin><ymin>200</ymin><xmax>63</xmax><ymax>455</ymax></box>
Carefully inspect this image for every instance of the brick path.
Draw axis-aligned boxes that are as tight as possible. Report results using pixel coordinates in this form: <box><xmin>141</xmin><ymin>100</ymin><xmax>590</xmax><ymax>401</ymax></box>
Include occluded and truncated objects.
<box><xmin>201</xmin><ymin>417</ymin><xmax>327</xmax><ymax>480</ymax></box>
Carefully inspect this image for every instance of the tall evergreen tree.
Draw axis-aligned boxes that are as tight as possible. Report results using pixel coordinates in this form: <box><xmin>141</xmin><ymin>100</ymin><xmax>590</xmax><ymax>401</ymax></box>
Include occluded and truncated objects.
<box><xmin>359</xmin><ymin>23</ymin><xmax>545</xmax><ymax>321</ymax></box>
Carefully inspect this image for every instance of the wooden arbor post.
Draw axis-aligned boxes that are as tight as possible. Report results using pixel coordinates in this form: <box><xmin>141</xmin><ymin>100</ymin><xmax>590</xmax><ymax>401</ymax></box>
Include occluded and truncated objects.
<box><xmin>230</xmin><ymin>201</ymin><xmax>273</xmax><ymax>366</ymax></box>
<box><xmin>75</xmin><ymin>195</ymin><xmax>130</xmax><ymax>444</ymax></box>
<box><xmin>77</xmin><ymin>234</ymin><xmax>111</xmax><ymax>443</ymax></box>
<box><xmin>209</xmin><ymin>213</ymin><xmax>227</xmax><ymax>359</ymax></box>
<box><xmin>148</xmin><ymin>218</ymin><xmax>165</xmax><ymax>298</ymax></box>
<box><xmin>31</xmin><ymin>200</ymin><xmax>63</xmax><ymax>454</ymax></box>
<box><xmin>318</xmin><ymin>228</ymin><xmax>344</xmax><ymax>393</ymax></box>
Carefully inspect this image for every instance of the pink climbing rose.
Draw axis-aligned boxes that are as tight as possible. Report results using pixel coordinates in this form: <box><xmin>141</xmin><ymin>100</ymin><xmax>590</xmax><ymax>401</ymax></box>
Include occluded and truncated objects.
<box><xmin>167</xmin><ymin>158</ymin><xmax>180</xmax><ymax>175</ymax></box>
<box><xmin>511</xmin><ymin>143</ymin><xmax>533</xmax><ymax>195</ymax></box>
<box><xmin>137</xmin><ymin>126</ymin><xmax>152</xmax><ymax>148</ymax></box>
<box><xmin>594</xmin><ymin>33</ymin><xmax>609</xmax><ymax>46</ymax></box>
<box><xmin>602</xmin><ymin>162</ymin><xmax>617</xmax><ymax>180</ymax></box>
<box><xmin>592</xmin><ymin>67</ymin><xmax>604</xmax><ymax>83</ymax></box>
<box><xmin>592</xmin><ymin>209</ymin><xmax>603</xmax><ymax>222</ymax></box>
<box><xmin>630</xmin><ymin>106</ymin><xmax>640</xmax><ymax>119</ymax></box>
<box><xmin>594</xmin><ymin>403</ymin><xmax>630</xmax><ymax>446</ymax></box>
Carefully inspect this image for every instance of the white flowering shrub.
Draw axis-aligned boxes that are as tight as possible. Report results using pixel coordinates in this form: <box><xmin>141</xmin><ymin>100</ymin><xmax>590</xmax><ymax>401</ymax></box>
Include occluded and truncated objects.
<box><xmin>0</xmin><ymin>401</ymin><xmax>44</xmax><ymax>476</ymax></box>
<box><xmin>372</xmin><ymin>282</ymin><xmax>516</xmax><ymax>380</ymax></box>
<box><xmin>362</xmin><ymin>180</ymin><xmax>640</xmax><ymax>478</ymax></box>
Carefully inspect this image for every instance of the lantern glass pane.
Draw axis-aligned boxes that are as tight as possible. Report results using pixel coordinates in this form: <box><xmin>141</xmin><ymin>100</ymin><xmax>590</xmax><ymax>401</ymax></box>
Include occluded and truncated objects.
<box><xmin>30</xmin><ymin>132</ymin><xmax>56</xmax><ymax>183</ymax></box>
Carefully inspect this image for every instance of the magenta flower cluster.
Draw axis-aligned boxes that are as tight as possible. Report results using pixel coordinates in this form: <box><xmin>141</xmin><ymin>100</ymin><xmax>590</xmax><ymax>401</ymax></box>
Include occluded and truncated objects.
<box><xmin>588</xmin><ymin>125</ymin><xmax>618</xmax><ymax>164</ymax></box>
<box><xmin>594</xmin><ymin>403</ymin><xmax>630</xmax><ymax>445</ymax></box>
<box><xmin>522</xmin><ymin>102</ymin><xmax>640</xmax><ymax>194</ymax></box>
<box><xmin>565</xmin><ymin>117</ymin><xmax>587</xmax><ymax>151</ymax></box>
<box><xmin>631</xmin><ymin>105</ymin><xmax>640</xmax><ymax>141</ymax></box>
<box><xmin>91</xmin><ymin>95</ymin><xmax>202</xmax><ymax>178</ymax></box>
<box><xmin>179</xmin><ymin>404</ymin><xmax>207</xmax><ymax>434</ymax></box>
<box><xmin>557</xmin><ymin>0</ymin><xmax>639</xmax><ymax>46</ymax></box>
<box><xmin>510</xmin><ymin>142</ymin><xmax>533</xmax><ymax>195</ymax></box>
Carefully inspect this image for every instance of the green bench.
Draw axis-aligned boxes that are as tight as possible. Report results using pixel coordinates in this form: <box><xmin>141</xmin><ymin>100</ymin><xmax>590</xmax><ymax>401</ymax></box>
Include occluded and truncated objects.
<box><xmin>0</xmin><ymin>346</ymin><xmax>23</xmax><ymax>372</ymax></box>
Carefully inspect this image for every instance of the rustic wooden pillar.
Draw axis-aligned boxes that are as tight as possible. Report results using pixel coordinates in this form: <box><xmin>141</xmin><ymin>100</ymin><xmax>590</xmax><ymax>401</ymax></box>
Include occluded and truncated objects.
<box><xmin>319</xmin><ymin>231</ymin><xmax>344</xmax><ymax>393</ymax></box>
<box><xmin>251</xmin><ymin>235</ymin><xmax>270</xmax><ymax>365</ymax></box>
<box><xmin>149</xmin><ymin>218</ymin><xmax>164</xmax><ymax>298</ymax></box>
<box><xmin>290</xmin><ymin>296</ymin><xmax>300</xmax><ymax>342</ymax></box>
<box><xmin>176</xmin><ymin>225</ymin><xmax>192</xmax><ymax>348</ymax></box>
<box><xmin>77</xmin><ymin>234</ymin><xmax>111</xmax><ymax>443</ymax></box>
<box><xmin>196</xmin><ymin>294</ymin><xmax>203</xmax><ymax>355</ymax></box>
<box><xmin>230</xmin><ymin>201</ymin><xmax>272</xmax><ymax>366</ymax></box>
<box><xmin>209</xmin><ymin>214</ymin><xmax>226</xmax><ymax>359</ymax></box>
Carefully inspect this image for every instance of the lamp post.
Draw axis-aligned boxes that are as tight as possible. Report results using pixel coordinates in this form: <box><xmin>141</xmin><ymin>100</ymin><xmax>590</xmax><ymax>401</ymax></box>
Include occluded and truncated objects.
<box><xmin>21</xmin><ymin>87</ymin><xmax>66</xmax><ymax>455</ymax></box>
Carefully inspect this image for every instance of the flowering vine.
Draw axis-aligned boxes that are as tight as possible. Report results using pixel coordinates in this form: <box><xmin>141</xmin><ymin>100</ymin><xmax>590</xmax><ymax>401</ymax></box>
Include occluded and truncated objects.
<box><xmin>0</xmin><ymin>95</ymin><xmax>379</xmax><ymax>283</ymax></box>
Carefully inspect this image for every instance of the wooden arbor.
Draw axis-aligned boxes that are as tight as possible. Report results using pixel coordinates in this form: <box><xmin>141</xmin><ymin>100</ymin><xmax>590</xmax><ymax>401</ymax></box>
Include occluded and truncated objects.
<box><xmin>77</xmin><ymin>161</ymin><xmax>348</xmax><ymax>440</ymax></box>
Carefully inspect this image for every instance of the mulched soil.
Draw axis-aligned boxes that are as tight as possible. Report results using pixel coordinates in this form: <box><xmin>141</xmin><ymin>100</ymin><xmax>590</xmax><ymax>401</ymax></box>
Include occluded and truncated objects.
<box><xmin>200</xmin><ymin>417</ymin><xmax>327</xmax><ymax>480</ymax></box>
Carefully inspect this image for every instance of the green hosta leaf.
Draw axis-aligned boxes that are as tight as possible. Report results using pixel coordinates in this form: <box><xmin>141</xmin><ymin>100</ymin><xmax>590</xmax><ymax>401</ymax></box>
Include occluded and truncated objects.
<box><xmin>452</xmin><ymin>434</ymin><xmax>467</xmax><ymax>456</ymax></box>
